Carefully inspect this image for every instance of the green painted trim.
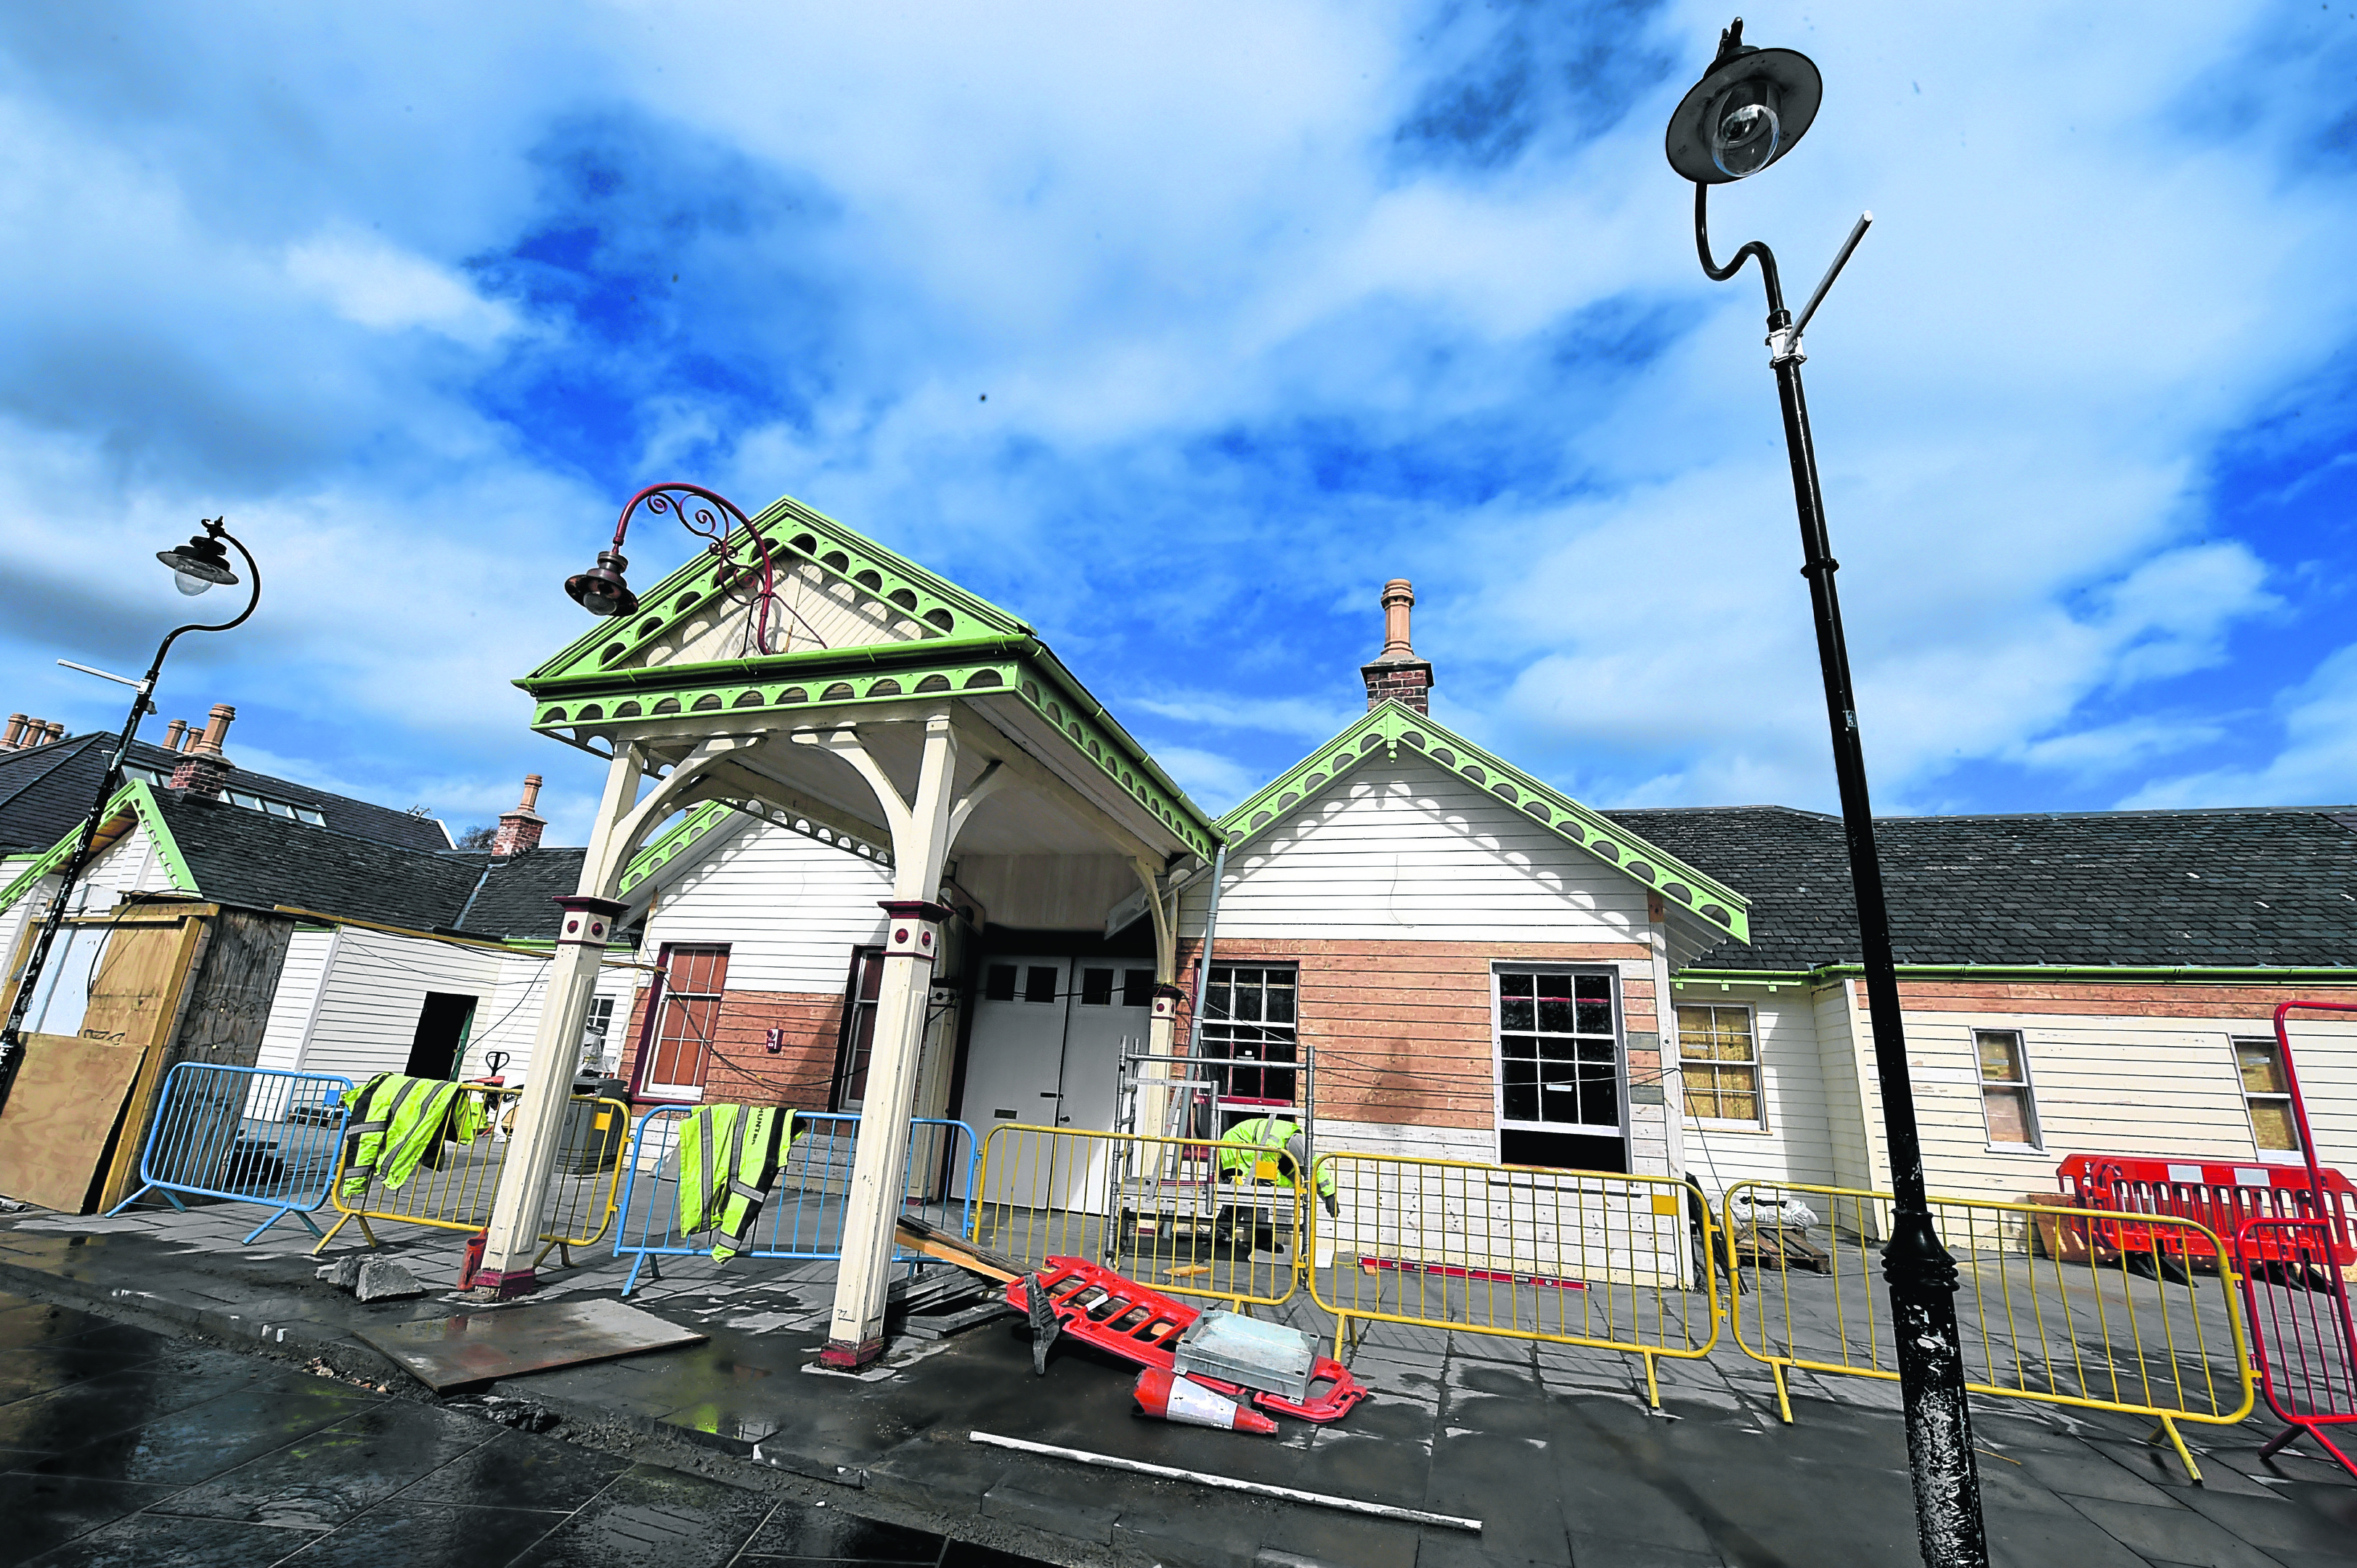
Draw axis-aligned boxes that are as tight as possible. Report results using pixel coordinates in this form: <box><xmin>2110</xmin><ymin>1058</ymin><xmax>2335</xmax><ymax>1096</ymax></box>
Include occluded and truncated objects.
<box><xmin>526</xmin><ymin>492</ymin><xmax>1030</xmax><ymax>687</ymax></box>
<box><xmin>0</xmin><ymin>780</ymin><xmax>199</xmax><ymax>913</ymax></box>
<box><xmin>523</xmin><ymin>642</ymin><xmax>1222</xmax><ymax>860</ymax></box>
<box><xmin>1673</xmin><ymin>963</ymin><xmax>2357</xmax><ymax>987</ymax></box>
<box><xmin>1218</xmin><ymin>702</ymin><xmax>1752</xmax><ymax>943</ymax></box>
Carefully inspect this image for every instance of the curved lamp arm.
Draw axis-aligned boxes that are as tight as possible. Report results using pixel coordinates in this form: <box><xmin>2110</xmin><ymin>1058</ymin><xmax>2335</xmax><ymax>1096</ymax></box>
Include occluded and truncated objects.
<box><xmin>149</xmin><ymin>525</ymin><xmax>262</xmax><ymax>682</ymax></box>
<box><xmin>1694</xmin><ymin>181</ymin><xmax>1786</xmax><ymax>320</ymax></box>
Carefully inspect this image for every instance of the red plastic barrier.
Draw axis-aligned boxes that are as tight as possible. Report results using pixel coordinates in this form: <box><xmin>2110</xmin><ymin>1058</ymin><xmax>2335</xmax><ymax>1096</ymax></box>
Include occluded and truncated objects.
<box><xmin>2056</xmin><ymin>1153</ymin><xmax>2357</xmax><ymax>1270</ymax></box>
<box><xmin>2234</xmin><ymin>1002</ymin><xmax>2357</xmax><ymax>1479</ymax></box>
<box><xmin>1011</xmin><ymin>1257</ymin><xmax>1371</xmax><ymax>1424</ymax></box>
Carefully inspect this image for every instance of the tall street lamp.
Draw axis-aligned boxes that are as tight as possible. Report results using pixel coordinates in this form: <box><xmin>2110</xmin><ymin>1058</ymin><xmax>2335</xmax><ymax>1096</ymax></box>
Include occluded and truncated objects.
<box><xmin>1667</xmin><ymin>20</ymin><xmax>1987</xmax><ymax>1568</ymax></box>
<box><xmin>0</xmin><ymin>518</ymin><xmax>262</xmax><ymax>1110</ymax></box>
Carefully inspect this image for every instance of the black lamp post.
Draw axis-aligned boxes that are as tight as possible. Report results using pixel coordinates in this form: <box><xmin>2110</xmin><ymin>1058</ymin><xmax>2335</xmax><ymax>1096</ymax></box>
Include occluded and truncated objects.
<box><xmin>0</xmin><ymin>518</ymin><xmax>261</xmax><ymax>1110</ymax></box>
<box><xmin>1668</xmin><ymin>20</ymin><xmax>1987</xmax><ymax>1568</ymax></box>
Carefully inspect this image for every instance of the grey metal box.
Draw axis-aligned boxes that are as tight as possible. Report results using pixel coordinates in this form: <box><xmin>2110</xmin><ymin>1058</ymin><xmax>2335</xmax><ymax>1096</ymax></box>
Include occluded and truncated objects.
<box><xmin>1172</xmin><ymin>1309</ymin><xmax>1315</xmax><ymax>1402</ymax></box>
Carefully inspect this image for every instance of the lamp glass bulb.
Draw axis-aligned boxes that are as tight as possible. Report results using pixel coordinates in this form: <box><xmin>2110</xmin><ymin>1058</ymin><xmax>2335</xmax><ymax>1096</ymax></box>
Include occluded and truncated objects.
<box><xmin>1709</xmin><ymin>80</ymin><xmax>1782</xmax><ymax>179</ymax></box>
<box><xmin>174</xmin><ymin>569</ymin><xmax>213</xmax><ymax>596</ymax></box>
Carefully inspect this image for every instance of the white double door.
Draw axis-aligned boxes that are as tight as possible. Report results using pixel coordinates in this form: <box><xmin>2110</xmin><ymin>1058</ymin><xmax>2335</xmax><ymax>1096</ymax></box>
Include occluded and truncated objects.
<box><xmin>959</xmin><ymin>955</ymin><xmax>1151</xmax><ymax>1206</ymax></box>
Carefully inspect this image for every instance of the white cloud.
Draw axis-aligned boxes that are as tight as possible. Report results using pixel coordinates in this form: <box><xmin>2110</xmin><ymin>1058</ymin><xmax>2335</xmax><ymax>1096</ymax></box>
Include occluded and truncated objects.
<box><xmin>2120</xmin><ymin>644</ymin><xmax>2357</xmax><ymax>809</ymax></box>
<box><xmin>284</xmin><ymin>232</ymin><xmax>517</xmax><ymax>346</ymax></box>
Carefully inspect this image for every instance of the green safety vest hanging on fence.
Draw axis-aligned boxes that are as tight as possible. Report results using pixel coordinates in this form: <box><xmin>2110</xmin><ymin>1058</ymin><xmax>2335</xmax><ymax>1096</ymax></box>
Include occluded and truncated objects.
<box><xmin>1216</xmin><ymin>1116</ymin><xmax>1336</xmax><ymax>1202</ymax></box>
<box><xmin>676</xmin><ymin>1105</ymin><xmax>797</xmax><ymax>1262</ymax></box>
<box><xmin>338</xmin><ymin>1074</ymin><xmax>464</xmax><ymax>1199</ymax></box>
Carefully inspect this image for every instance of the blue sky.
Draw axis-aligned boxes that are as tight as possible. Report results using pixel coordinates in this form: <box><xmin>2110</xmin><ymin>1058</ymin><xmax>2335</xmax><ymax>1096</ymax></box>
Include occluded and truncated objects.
<box><xmin>1</xmin><ymin>2</ymin><xmax>2353</xmax><ymax>846</ymax></box>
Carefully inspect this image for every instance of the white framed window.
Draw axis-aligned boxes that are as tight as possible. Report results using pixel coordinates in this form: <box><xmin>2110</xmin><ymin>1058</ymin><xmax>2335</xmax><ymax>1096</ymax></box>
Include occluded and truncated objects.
<box><xmin>1198</xmin><ymin>965</ymin><xmax>1298</xmax><ymax>1108</ymax></box>
<box><xmin>1677</xmin><ymin>1003</ymin><xmax>1762</xmax><ymax>1125</ymax></box>
<box><xmin>580</xmin><ymin>995</ymin><xmax>617</xmax><ymax>1071</ymax></box>
<box><xmin>1493</xmin><ymin>967</ymin><xmax>1625</xmax><ymax>1171</ymax></box>
<box><xmin>2234</xmin><ymin>1037</ymin><xmax>2300</xmax><ymax>1154</ymax></box>
<box><xmin>1975</xmin><ymin>1029</ymin><xmax>2040</xmax><ymax>1149</ymax></box>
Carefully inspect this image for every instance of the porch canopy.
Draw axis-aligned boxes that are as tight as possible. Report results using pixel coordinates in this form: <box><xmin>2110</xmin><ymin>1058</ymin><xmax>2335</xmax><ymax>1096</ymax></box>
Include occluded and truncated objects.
<box><xmin>476</xmin><ymin>489</ymin><xmax>1220</xmax><ymax>1368</ymax></box>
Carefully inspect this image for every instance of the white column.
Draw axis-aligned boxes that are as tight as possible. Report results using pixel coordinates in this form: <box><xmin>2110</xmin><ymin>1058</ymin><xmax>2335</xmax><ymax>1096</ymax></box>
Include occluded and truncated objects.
<box><xmin>821</xmin><ymin>715</ymin><xmax>958</xmax><ymax>1367</ymax></box>
<box><xmin>475</xmin><ymin>744</ymin><xmax>643</xmax><ymax>1293</ymax></box>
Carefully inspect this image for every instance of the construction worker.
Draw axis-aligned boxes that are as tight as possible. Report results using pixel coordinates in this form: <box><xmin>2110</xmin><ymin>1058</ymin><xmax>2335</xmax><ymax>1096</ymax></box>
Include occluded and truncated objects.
<box><xmin>337</xmin><ymin>1073</ymin><xmax>465</xmax><ymax>1201</ymax></box>
<box><xmin>676</xmin><ymin>1104</ymin><xmax>797</xmax><ymax>1262</ymax></box>
<box><xmin>1216</xmin><ymin>1116</ymin><xmax>1338</xmax><ymax>1216</ymax></box>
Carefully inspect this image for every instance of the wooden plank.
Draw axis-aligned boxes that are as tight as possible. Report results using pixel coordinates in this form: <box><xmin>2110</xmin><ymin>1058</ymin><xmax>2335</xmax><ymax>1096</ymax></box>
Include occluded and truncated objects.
<box><xmin>78</xmin><ymin>923</ymin><xmax>192</xmax><ymax>1047</ymax></box>
<box><xmin>176</xmin><ymin>908</ymin><xmax>295</xmax><ymax>1069</ymax></box>
<box><xmin>94</xmin><ymin>915</ymin><xmax>210</xmax><ymax>1212</ymax></box>
<box><xmin>0</xmin><ymin>1033</ymin><xmax>148</xmax><ymax>1213</ymax></box>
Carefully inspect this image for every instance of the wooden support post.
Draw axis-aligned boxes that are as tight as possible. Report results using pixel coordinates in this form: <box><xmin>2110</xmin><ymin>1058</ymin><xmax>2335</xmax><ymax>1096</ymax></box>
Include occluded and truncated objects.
<box><xmin>819</xmin><ymin>714</ymin><xmax>958</xmax><ymax>1368</ymax></box>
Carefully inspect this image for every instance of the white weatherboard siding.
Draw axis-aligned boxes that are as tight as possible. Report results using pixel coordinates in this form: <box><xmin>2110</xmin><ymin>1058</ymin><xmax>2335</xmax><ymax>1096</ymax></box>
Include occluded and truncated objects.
<box><xmin>1180</xmin><ymin>757</ymin><xmax>1649</xmax><ymax>943</ymax></box>
<box><xmin>1816</xmin><ymin>981</ymin><xmax>1880</xmax><ymax>1196</ymax></box>
<box><xmin>1675</xmin><ymin>984</ymin><xmax>1839</xmax><ymax>1194</ymax></box>
<box><xmin>62</xmin><ymin>822</ymin><xmax>176</xmax><ymax>913</ymax></box>
<box><xmin>299</xmin><ymin>926</ymin><xmax>502</xmax><ymax>1085</ymax></box>
<box><xmin>253</xmin><ymin>928</ymin><xmax>337</xmax><ymax>1074</ymax></box>
<box><xmin>640</xmin><ymin>819</ymin><xmax>890</xmax><ymax>993</ymax></box>
<box><xmin>1894</xmin><ymin>1010</ymin><xmax>2357</xmax><ymax>1204</ymax></box>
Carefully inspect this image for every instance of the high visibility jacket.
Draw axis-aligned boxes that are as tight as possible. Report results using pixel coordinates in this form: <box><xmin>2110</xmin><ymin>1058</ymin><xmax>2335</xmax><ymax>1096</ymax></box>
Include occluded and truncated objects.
<box><xmin>1216</xmin><ymin>1117</ymin><xmax>1335</xmax><ymax>1198</ymax></box>
<box><xmin>451</xmin><ymin>1088</ymin><xmax>497</xmax><ymax>1145</ymax></box>
<box><xmin>676</xmin><ymin>1105</ymin><xmax>796</xmax><ymax>1262</ymax></box>
<box><xmin>338</xmin><ymin>1074</ymin><xmax>464</xmax><ymax>1199</ymax></box>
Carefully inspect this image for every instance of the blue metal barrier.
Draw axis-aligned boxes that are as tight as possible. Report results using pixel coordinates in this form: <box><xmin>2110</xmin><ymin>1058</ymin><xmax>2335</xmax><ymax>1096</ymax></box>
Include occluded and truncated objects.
<box><xmin>108</xmin><ymin>1063</ymin><xmax>356</xmax><ymax>1243</ymax></box>
<box><xmin>613</xmin><ymin>1108</ymin><xmax>977</xmax><ymax>1297</ymax></box>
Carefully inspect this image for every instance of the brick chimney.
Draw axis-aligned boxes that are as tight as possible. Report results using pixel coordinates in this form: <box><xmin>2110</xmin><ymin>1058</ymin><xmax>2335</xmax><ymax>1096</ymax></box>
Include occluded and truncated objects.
<box><xmin>161</xmin><ymin>719</ymin><xmax>188</xmax><ymax>751</ymax></box>
<box><xmin>1359</xmin><ymin>579</ymin><xmax>1433</xmax><ymax>715</ymax></box>
<box><xmin>2</xmin><ymin>715</ymin><xmax>25</xmax><ymax>750</ymax></box>
<box><xmin>491</xmin><ymin>774</ymin><xmax>547</xmax><ymax>857</ymax></box>
<box><xmin>168</xmin><ymin>703</ymin><xmax>236</xmax><ymax>799</ymax></box>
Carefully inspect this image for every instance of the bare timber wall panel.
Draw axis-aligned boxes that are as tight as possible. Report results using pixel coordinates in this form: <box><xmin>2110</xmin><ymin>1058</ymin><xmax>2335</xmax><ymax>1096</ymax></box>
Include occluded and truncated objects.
<box><xmin>0</xmin><ymin>1034</ymin><xmax>146</xmax><ymax>1213</ymax></box>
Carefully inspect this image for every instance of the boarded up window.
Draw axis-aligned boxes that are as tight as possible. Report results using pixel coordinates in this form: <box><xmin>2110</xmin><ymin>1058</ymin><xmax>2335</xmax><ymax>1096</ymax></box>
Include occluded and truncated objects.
<box><xmin>1677</xmin><ymin>1004</ymin><xmax>1759</xmax><ymax>1124</ymax></box>
<box><xmin>2235</xmin><ymin>1037</ymin><xmax>2300</xmax><ymax>1153</ymax></box>
<box><xmin>1976</xmin><ymin>1030</ymin><xmax>2039</xmax><ymax>1148</ymax></box>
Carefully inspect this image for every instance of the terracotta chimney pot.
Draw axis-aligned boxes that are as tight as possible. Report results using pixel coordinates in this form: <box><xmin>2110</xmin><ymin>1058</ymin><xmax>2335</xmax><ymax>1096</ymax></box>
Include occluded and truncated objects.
<box><xmin>2</xmin><ymin>714</ymin><xmax>25</xmax><ymax>750</ymax></box>
<box><xmin>190</xmin><ymin>703</ymin><xmax>235</xmax><ymax>761</ymax></box>
<box><xmin>491</xmin><ymin>772</ymin><xmax>548</xmax><ymax>857</ymax></box>
<box><xmin>41</xmin><ymin>721</ymin><xmax>63</xmax><ymax>746</ymax></box>
<box><xmin>162</xmin><ymin>719</ymin><xmax>188</xmax><ymax>752</ymax></box>
<box><xmin>1359</xmin><ymin>579</ymin><xmax>1435</xmax><ymax>715</ymax></box>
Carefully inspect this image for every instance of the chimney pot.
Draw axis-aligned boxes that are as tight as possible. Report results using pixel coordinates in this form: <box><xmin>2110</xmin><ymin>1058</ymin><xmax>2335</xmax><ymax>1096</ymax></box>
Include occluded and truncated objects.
<box><xmin>41</xmin><ymin>721</ymin><xmax>64</xmax><ymax>746</ymax></box>
<box><xmin>190</xmin><ymin>703</ymin><xmax>235</xmax><ymax>761</ymax></box>
<box><xmin>1359</xmin><ymin>578</ymin><xmax>1434</xmax><ymax>715</ymax></box>
<box><xmin>2</xmin><ymin>714</ymin><xmax>25</xmax><ymax>750</ymax></box>
<box><xmin>162</xmin><ymin>719</ymin><xmax>189</xmax><ymax>752</ymax></box>
<box><xmin>491</xmin><ymin>772</ymin><xmax>549</xmax><ymax>857</ymax></box>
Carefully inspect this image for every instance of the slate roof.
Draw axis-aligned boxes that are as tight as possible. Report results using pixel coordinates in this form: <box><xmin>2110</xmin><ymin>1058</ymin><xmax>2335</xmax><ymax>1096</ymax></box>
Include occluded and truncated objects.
<box><xmin>0</xmin><ymin>733</ymin><xmax>451</xmax><ymax>855</ymax></box>
<box><xmin>1603</xmin><ymin>804</ymin><xmax>2357</xmax><ymax>972</ymax></box>
<box><xmin>142</xmin><ymin>789</ymin><xmax>586</xmax><ymax>942</ymax></box>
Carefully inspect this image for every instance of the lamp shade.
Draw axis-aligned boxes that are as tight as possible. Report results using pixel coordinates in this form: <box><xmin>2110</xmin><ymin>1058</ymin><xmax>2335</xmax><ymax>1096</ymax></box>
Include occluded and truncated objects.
<box><xmin>565</xmin><ymin>551</ymin><xmax>639</xmax><ymax>618</ymax></box>
<box><xmin>156</xmin><ymin>533</ymin><xmax>238</xmax><ymax>594</ymax></box>
<box><xmin>1665</xmin><ymin>36</ymin><xmax>1822</xmax><ymax>184</ymax></box>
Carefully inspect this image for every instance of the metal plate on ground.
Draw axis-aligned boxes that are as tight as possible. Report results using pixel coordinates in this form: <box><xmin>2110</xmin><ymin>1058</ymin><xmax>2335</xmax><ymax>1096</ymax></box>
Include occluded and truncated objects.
<box><xmin>1171</xmin><ymin>1309</ymin><xmax>1314</xmax><ymax>1402</ymax></box>
<box><xmin>357</xmin><ymin>1298</ymin><xmax>704</xmax><ymax>1392</ymax></box>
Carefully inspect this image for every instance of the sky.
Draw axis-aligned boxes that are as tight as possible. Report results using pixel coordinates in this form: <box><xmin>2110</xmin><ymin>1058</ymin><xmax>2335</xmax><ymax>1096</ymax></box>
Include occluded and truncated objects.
<box><xmin>0</xmin><ymin>2</ymin><xmax>2353</xmax><ymax>847</ymax></box>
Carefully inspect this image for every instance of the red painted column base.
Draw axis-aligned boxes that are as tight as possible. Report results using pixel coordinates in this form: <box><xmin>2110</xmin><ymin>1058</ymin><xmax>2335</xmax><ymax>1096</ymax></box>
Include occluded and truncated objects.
<box><xmin>471</xmin><ymin>1267</ymin><xmax>539</xmax><ymax>1301</ymax></box>
<box><xmin>819</xmin><ymin>1334</ymin><xmax>884</xmax><ymax>1369</ymax></box>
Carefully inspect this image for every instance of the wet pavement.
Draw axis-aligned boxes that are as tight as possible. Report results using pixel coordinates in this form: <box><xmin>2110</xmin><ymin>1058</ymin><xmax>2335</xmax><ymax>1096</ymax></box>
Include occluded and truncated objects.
<box><xmin>6</xmin><ymin>1206</ymin><xmax>2357</xmax><ymax>1566</ymax></box>
<box><xmin>0</xmin><ymin>1291</ymin><xmax>1048</xmax><ymax>1567</ymax></box>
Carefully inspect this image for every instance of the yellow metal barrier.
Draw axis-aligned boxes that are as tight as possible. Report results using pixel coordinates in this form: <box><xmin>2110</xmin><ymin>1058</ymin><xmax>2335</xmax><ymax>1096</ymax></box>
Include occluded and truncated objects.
<box><xmin>1304</xmin><ymin>1152</ymin><xmax>1719</xmax><ymax>1410</ymax></box>
<box><xmin>316</xmin><ymin>1087</ymin><xmax>630</xmax><ymax>1269</ymax></box>
<box><xmin>1722</xmin><ymin>1181</ymin><xmax>2255</xmax><ymax>1481</ymax></box>
<box><xmin>972</xmin><ymin>1123</ymin><xmax>1301</xmax><ymax>1309</ymax></box>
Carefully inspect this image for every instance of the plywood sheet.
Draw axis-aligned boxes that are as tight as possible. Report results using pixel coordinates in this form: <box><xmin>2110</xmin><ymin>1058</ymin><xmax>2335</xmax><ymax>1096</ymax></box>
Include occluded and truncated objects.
<box><xmin>0</xmin><ymin>1034</ymin><xmax>147</xmax><ymax>1213</ymax></box>
<box><xmin>357</xmin><ymin>1299</ymin><xmax>704</xmax><ymax>1393</ymax></box>
<box><xmin>79</xmin><ymin>922</ymin><xmax>194</xmax><ymax>1048</ymax></box>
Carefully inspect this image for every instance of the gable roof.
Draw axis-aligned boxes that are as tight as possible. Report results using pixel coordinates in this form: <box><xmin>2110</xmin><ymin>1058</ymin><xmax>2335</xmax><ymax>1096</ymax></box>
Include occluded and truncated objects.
<box><xmin>516</xmin><ymin>489</ymin><xmax>1222</xmax><ymax>862</ymax></box>
<box><xmin>0</xmin><ymin>732</ymin><xmax>452</xmax><ymax>855</ymax></box>
<box><xmin>524</xmin><ymin>490</ymin><xmax>1031</xmax><ymax>688</ymax></box>
<box><xmin>1218</xmin><ymin>702</ymin><xmax>1751</xmax><ymax>945</ymax></box>
<box><xmin>1606</xmin><ymin>803</ymin><xmax>2357</xmax><ymax>972</ymax></box>
<box><xmin>0</xmin><ymin>780</ymin><xmax>585</xmax><ymax>943</ymax></box>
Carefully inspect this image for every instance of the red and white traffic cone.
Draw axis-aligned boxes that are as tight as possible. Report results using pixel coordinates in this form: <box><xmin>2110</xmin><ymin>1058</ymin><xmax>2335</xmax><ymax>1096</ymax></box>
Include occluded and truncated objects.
<box><xmin>1133</xmin><ymin>1367</ymin><xmax>1278</xmax><ymax>1435</ymax></box>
